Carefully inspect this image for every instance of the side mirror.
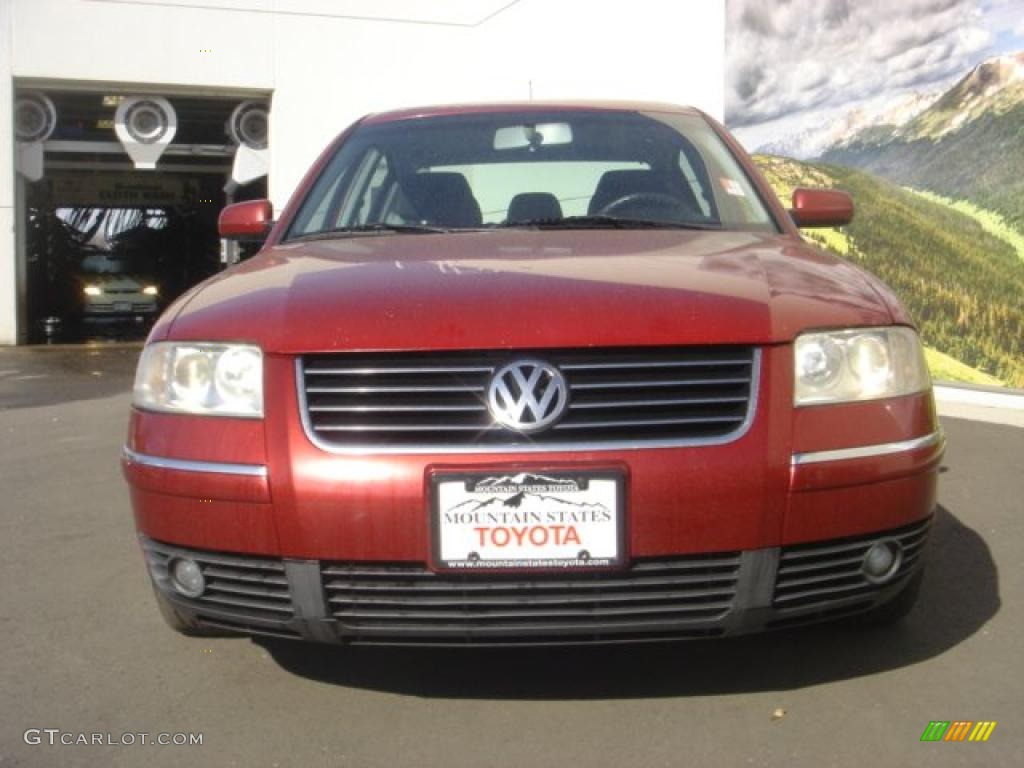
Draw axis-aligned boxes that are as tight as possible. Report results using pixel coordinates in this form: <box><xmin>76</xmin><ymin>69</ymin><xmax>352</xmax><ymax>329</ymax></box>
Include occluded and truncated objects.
<box><xmin>789</xmin><ymin>188</ymin><xmax>854</xmax><ymax>228</ymax></box>
<box><xmin>218</xmin><ymin>199</ymin><xmax>273</xmax><ymax>240</ymax></box>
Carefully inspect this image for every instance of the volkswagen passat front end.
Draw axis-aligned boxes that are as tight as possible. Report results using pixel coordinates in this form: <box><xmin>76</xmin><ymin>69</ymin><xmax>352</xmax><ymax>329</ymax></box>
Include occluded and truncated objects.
<box><xmin>122</xmin><ymin>103</ymin><xmax>943</xmax><ymax>645</ymax></box>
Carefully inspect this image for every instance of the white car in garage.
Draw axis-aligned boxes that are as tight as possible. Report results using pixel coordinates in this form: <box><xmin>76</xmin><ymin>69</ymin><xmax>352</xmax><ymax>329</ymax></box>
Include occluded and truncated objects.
<box><xmin>79</xmin><ymin>252</ymin><xmax>159</xmax><ymax>317</ymax></box>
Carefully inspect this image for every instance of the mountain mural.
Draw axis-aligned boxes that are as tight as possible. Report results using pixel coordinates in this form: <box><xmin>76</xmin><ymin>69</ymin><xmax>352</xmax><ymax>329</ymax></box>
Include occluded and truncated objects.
<box><xmin>754</xmin><ymin>154</ymin><xmax>1024</xmax><ymax>387</ymax></box>
<box><xmin>821</xmin><ymin>52</ymin><xmax>1024</xmax><ymax>232</ymax></box>
<box><xmin>756</xmin><ymin>89</ymin><xmax>943</xmax><ymax>160</ymax></box>
<box><xmin>745</xmin><ymin>51</ymin><xmax>1024</xmax><ymax>387</ymax></box>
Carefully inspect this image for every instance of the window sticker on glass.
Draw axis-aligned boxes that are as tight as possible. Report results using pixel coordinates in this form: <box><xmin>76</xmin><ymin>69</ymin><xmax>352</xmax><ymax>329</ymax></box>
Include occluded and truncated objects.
<box><xmin>720</xmin><ymin>178</ymin><xmax>746</xmax><ymax>197</ymax></box>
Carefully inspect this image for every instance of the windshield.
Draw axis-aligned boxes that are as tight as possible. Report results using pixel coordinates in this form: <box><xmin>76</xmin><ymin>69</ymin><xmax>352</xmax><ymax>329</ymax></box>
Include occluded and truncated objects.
<box><xmin>286</xmin><ymin>110</ymin><xmax>778</xmax><ymax>239</ymax></box>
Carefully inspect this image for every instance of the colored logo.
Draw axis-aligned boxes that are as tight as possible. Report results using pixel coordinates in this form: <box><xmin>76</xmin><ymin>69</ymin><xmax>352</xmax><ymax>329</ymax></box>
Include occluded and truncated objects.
<box><xmin>920</xmin><ymin>721</ymin><xmax>996</xmax><ymax>742</ymax></box>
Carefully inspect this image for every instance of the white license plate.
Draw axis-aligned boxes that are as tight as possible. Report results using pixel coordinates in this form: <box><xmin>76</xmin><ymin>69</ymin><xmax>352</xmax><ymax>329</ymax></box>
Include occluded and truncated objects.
<box><xmin>432</xmin><ymin>471</ymin><xmax>623</xmax><ymax>570</ymax></box>
<box><xmin>113</xmin><ymin>302</ymin><xmax>132</xmax><ymax>313</ymax></box>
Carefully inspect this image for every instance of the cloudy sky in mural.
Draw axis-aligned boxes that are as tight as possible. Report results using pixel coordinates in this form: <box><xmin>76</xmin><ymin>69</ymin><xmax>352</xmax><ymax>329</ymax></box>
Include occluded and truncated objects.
<box><xmin>726</xmin><ymin>0</ymin><xmax>1024</xmax><ymax>154</ymax></box>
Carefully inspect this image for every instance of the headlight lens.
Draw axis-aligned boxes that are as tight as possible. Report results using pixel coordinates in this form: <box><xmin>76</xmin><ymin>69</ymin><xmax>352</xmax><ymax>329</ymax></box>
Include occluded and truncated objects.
<box><xmin>142</xmin><ymin>285</ymin><xmax>159</xmax><ymax>296</ymax></box>
<box><xmin>794</xmin><ymin>327</ymin><xmax>930</xmax><ymax>406</ymax></box>
<box><xmin>83</xmin><ymin>285</ymin><xmax>102</xmax><ymax>296</ymax></box>
<box><xmin>133</xmin><ymin>342</ymin><xmax>263</xmax><ymax>417</ymax></box>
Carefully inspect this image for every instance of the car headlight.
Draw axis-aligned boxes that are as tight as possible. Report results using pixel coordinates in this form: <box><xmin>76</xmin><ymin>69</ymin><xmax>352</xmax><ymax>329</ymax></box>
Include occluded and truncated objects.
<box><xmin>142</xmin><ymin>285</ymin><xmax>159</xmax><ymax>296</ymax></box>
<box><xmin>83</xmin><ymin>285</ymin><xmax>102</xmax><ymax>296</ymax></box>
<box><xmin>133</xmin><ymin>342</ymin><xmax>263</xmax><ymax>418</ymax></box>
<box><xmin>794</xmin><ymin>327</ymin><xmax>930</xmax><ymax>406</ymax></box>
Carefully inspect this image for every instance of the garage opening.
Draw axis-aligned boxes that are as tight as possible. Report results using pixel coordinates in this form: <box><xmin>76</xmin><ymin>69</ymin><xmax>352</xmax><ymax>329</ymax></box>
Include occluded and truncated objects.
<box><xmin>15</xmin><ymin>89</ymin><xmax>269</xmax><ymax>343</ymax></box>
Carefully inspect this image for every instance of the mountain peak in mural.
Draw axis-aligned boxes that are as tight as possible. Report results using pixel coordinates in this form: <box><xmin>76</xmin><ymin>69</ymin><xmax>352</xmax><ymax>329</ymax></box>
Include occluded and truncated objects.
<box><xmin>756</xmin><ymin>89</ymin><xmax>942</xmax><ymax>159</ymax></box>
<box><xmin>821</xmin><ymin>50</ymin><xmax>1024</xmax><ymax>231</ymax></box>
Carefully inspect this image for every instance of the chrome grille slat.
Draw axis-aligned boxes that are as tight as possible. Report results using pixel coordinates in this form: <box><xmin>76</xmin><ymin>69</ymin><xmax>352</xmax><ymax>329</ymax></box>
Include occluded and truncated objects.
<box><xmin>306</xmin><ymin>385</ymin><xmax>486</xmax><ymax>394</ymax></box>
<box><xmin>307</xmin><ymin>365</ymin><xmax>495</xmax><ymax>375</ymax></box>
<box><xmin>570</xmin><ymin>376</ymin><xmax>750</xmax><ymax>390</ymax></box>
<box><xmin>309</xmin><ymin>404</ymin><xmax>488</xmax><ymax>413</ymax></box>
<box><xmin>560</xmin><ymin>358</ymin><xmax>753</xmax><ymax>370</ymax></box>
<box><xmin>553</xmin><ymin>415</ymin><xmax>741</xmax><ymax>430</ymax></box>
<box><xmin>314</xmin><ymin>423</ymin><xmax>499</xmax><ymax>432</ymax></box>
<box><xmin>300</xmin><ymin>347</ymin><xmax>757</xmax><ymax>451</ymax></box>
<box><xmin>570</xmin><ymin>396</ymin><xmax>748</xmax><ymax>409</ymax></box>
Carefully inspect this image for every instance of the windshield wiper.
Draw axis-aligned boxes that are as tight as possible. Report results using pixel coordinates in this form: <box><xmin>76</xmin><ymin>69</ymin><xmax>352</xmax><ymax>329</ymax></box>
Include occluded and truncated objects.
<box><xmin>498</xmin><ymin>215</ymin><xmax>721</xmax><ymax>231</ymax></box>
<box><xmin>288</xmin><ymin>223</ymin><xmax>450</xmax><ymax>242</ymax></box>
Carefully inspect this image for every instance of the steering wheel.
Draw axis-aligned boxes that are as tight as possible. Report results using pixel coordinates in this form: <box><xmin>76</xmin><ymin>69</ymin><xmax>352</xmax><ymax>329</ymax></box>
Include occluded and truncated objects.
<box><xmin>596</xmin><ymin>192</ymin><xmax>695</xmax><ymax>220</ymax></box>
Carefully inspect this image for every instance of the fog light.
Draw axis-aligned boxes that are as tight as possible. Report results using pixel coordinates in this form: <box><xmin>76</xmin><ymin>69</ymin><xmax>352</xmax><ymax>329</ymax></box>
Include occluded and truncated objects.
<box><xmin>169</xmin><ymin>558</ymin><xmax>205</xmax><ymax>598</ymax></box>
<box><xmin>862</xmin><ymin>539</ymin><xmax>902</xmax><ymax>584</ymax></box>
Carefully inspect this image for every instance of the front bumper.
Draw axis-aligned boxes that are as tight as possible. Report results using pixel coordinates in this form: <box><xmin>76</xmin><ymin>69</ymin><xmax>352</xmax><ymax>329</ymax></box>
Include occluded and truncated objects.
<box><xmin>124</xmin><ymin>347</ymin><xmax>944</xmax><ymax>645</ymax></box>
<box><xmin>83</xmin><ymin>298</ymin><xmax>158</xmax><ymax>316</ymax></box>
<box><xmin>142</xmin><ymin>516</ymin><xmax>930</xmax><ymax>646</ymax></box>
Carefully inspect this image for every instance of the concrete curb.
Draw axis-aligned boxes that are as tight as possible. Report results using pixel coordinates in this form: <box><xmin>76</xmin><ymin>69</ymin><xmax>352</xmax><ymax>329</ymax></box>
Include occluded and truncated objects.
<box><xmin>933</xmin><ymin>382</ymin><xmax>1024</xmax><ymax>428</ymax></box>
<box><xmin>933</xmin><ymin>382</ymin><xmax>1024</xmax><ymax>411</ymax></box>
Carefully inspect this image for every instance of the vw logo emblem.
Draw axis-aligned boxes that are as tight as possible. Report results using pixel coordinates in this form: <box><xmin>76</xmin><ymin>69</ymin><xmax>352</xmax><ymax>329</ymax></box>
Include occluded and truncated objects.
<box><xmin>487</xmin><ymin>360</ymin><xmax>568</xmax><ymax>433</ymax></box>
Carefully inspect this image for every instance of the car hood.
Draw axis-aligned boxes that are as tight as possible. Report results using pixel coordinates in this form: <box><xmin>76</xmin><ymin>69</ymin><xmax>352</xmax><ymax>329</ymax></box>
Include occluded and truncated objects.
<box><xmin>163</xmin><ymin>230</ymin><xmax>897</xmax><ymax>353</ymax></box>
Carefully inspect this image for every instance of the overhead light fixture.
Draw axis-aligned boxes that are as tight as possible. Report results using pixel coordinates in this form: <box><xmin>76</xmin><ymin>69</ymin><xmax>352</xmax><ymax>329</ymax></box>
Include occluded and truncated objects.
<box><xmin>114</xmin><ymin>96</ymin><xmax>178</xmax><ymax>170</ymax></box>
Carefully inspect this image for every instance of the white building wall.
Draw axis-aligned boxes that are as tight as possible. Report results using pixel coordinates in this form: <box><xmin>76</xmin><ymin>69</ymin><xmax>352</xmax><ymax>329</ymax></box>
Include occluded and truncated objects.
<box><xmin>1</xmin><ymin>1</ymin><xmax>16</xmax><ymax>344</ymax></box>
<box><xmin>1</xmin><ymin>0</ymin><xmax>725</xmax><ymax>344</ymax></box>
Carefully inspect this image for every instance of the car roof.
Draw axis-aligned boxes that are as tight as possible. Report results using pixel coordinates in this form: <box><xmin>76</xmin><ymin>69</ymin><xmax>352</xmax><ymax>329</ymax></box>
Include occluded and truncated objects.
<box><xmin>361</xmin><ymin>101</ymin><xmax>704</xmax><ymax>125</ymax></box>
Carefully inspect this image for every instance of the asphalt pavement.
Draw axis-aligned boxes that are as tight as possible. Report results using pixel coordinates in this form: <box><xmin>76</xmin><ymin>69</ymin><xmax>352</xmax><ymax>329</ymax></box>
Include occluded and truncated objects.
<box><xmin>0</xmin><ymin>345</ymin><xmax>1021</xmax><ymax>768</ymax></box>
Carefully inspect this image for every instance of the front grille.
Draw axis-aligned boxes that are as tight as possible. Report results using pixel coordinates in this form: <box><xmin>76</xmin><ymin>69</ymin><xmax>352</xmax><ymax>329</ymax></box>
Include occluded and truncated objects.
<box><xmin>142</xmin><ymin>538</ymin><xmax>294</xmax><ymax>622</ymax></box>
<box><xmin>320</xmin><ymin>554</ymin><xmax>741</xmax><ymax>644</ymax></box>
<box><xmin>772</xmin><ymin>517</ymin><xmax>931</xmax><ymax>611</ymax></box>
<box><xmin>299</xmin><ymin>346</ymin><xmax>757</xmax><ymax>450</ymax></box>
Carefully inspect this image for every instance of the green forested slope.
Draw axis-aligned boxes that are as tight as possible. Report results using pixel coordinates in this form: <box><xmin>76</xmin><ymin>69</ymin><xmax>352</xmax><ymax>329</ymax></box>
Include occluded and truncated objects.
<box><xmin>822</xmin><ymin>103</ymin><xmax>1024</xmax><ymax>232</ymax></box>
<box><xmin>755</xmin><ymin>155</ymin><xmax>1024</xmax><ymax>386</ymax></box>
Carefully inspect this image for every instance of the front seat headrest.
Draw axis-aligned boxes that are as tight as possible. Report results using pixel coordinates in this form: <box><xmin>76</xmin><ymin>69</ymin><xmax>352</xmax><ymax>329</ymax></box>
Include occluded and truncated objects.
<box><xmin>404</xmin><ymin>172</ymin><xmax>482</xmax><ymax>228</ymax></box>
<box><xmin>507</xmin><ymin>192</ymin><xmax>563</xmax><ymax>223</ymax></box>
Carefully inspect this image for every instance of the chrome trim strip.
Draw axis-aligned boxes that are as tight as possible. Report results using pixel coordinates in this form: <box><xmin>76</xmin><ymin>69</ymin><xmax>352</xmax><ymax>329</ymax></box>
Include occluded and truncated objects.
<box><xmin>791</xmin><ymin>431</ymin><xmax>945</xmax><ymax>466</ymax></box>
<box><xmin>560</xmin><ymin>358</ymin><xmax>753</xmax><ymax>371</ymax></box>
<box><xmin>305</xmin><ymin>384</ymin><xmax>486</xmax><ymax>394</ymax></box>
<box><xmin>571</xmin><ymin>376</ymin><xmax>750</xmax><ymax>390</ymax></box>
<box><xmin>306</xmin><ymin>365</ymin><xmax>495</xmax><ymax>375</ymax></box>
<box><xmin>122</xmin><ymin>446</ymin><xmax>268</xmax><ymax>477</ymax></box>
<box><xmin>294</xmin><ymin>348</ymin><xmax>762</xmax><ymax>455</ymax></box>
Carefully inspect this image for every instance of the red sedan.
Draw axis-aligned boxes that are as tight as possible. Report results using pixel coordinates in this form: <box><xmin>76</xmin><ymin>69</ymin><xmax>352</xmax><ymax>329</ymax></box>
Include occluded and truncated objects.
<box><xmin>122</xmin><ymin>102</ymin><xmax>943</xmax><ymax>645</ymax></box>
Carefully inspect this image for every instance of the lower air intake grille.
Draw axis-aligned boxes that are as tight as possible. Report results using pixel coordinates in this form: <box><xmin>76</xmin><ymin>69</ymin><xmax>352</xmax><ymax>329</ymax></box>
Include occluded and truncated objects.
<box><xmin>773</xmin><ymin>517</ymin><xmax>931</xmax><ymax>611</ymax></box>
<box><xmin>142</xmin><ymin>538</ymin><xmax>294</xmax><ymax>622</ymax></box>
<box><xmin>320</xmin><ymin>554</ymin><xmax>742</xmax><ymax>644</ymax></box>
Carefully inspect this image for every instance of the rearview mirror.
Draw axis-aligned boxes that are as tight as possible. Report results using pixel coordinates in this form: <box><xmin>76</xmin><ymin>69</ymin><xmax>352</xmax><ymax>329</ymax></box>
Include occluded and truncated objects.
<box><xmin>494</xmin><ymin>122</ymin><xmax>573</xmax><ymax>150</ymax></box>
<box><xmin>219</xmin><ymin>199</ymin><xmax>273</xmax><ymax>240</ymax></box>
<box><xmin>789</xmin><ymin>188</ymin><xmax>854</xmax><ymax>228</ymax></box>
